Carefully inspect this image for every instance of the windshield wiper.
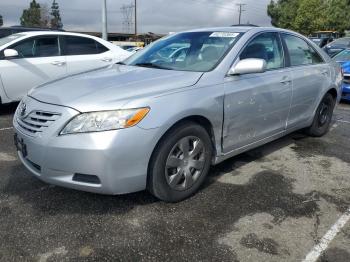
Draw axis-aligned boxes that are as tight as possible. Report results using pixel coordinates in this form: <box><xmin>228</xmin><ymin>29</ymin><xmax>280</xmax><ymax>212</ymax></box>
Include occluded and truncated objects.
<box><xmin>116</xmin><ymin>61</ymin><xmax>126</xmax><ymax>65</ymax></box>
<box><xmin>134</xmin><ymin>63</ymin><xmax>171</xmax><ymax>70</ymax></box>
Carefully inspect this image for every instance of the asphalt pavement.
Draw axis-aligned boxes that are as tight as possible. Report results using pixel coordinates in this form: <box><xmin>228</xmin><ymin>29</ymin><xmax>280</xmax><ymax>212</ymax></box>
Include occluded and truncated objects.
<box><xmin>0</xmin><ymin>102</ymin><xmax>349</xmax><ymax>262</ymax></box>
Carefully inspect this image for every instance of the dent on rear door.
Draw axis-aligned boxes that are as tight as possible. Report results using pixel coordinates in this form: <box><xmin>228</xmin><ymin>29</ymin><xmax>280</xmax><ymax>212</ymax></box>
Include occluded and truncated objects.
<box><xmin>287</xmin><ymin>64</ymin><xmax>330</xmax><ymax>128</ymax></box>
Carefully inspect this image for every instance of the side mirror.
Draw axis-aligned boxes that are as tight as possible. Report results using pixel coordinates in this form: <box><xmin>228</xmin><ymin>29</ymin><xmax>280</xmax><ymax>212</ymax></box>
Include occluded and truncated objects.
<box><xmin>4</xmin><ymin>49</ymin><xmax>19</xmax><ymax>59</ymax></box>
<box><xmin>229</xmin><ymin>58</ymin><xmax>267</xmax><ymax>75</ymax></box>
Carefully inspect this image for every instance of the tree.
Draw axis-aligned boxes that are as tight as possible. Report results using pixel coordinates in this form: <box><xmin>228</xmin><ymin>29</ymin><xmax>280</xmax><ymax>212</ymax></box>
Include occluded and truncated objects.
<box><xmin>50</xmin><ymin>0</ymin><xmax>63</xmax><ymax>29</ymax></box>
<box><xmin>0</xmin><ymin>14</ymin><xmax>3</xmax><ymax>27</ymax></box>
<box><xmin>267</xmin><ymin>0</ymin><xmax>350</xmax><ymax>35</ymax></box>
<box><xmin>20</xmin><ymin>0</ymin><xmax>42</xmax><ymax>27</ymax></box>
<box><xmin>40</xmin><ymin>3</ymin><xmax>51</xmax><ymax>28</ymax></box>
<box><xmin>293</xmin><ymin>0</ymin><xmax>327</xmax><ymax>35</ymax></box>
<box><xmin>325</xmin><ymin>0</ymin><xmax>350</xmax><ymax>32</ymax></box>
<box><xmin>268</xmin><ymin>0</ymin><xmax>299</xmax><ymax>30</ymax></box>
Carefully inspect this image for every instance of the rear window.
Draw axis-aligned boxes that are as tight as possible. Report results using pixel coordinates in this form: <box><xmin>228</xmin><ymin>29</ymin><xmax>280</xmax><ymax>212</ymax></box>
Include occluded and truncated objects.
<box><xmin>64</xmin><ymin>36</ymin><xmax>109</xmax><ymax>55</ymax></box>
<box><xmin>282</xmin><ymin>34</ymin><xmax>323</xmax><ymax>66</ymax></box>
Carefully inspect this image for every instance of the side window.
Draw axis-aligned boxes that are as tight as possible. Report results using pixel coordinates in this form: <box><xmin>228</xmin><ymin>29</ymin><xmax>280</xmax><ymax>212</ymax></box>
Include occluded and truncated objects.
<box><xmin>10</xmin><ymin>36</ymin><xmax>59</xmax><ymax>58</ymax></box>
<box><xmin>34</xmin><ymin>37</ymin><xmax>59</xmax><ymax>57</ymax></box>
<box><xmin>96</xmin><ymin>42</ymin><xmax>109</xmax><ymax>53</ymax></box>
<box><xmin>65</xmin><ymin>36</ymin><xmax>100</xmax><ymax>55</ymax></box>
<box><xmin>240</xmin><ymin>32</ymin><xmax>284</xmax><ymax>70</ymax></box>
<box><xmin>309</xmin><ymin>46</ymin><xmax>324</xmax><ymax>64</ymax></box>
<box><xmin>282</xmin><ymin>34</ymin><xmax>323</xmax><ymax>66</ymax></box>
<box><xmin>11</xmin><ymin>38</ymin><xmax>36</xmax><ymax>58</ymax></box>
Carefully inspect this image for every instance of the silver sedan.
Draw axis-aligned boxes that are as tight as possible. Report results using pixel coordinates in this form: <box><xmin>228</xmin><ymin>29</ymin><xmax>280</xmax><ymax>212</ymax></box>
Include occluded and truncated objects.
<box><xmin>13</xmin><ymin>26</ymin><xmax>342</xmax><ymax>202</ymax></box>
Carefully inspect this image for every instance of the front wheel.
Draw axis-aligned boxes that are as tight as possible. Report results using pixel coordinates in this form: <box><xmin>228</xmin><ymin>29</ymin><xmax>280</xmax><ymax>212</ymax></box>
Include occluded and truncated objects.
<box><xmin>305</xmin><ymin>93</ymin><xmax>336</xmax><ymax>137</ymax></box>
<box><xmin>148</xmin><ymin>122</ymin><xmax>213</xmax><ymax>202</ymax></box>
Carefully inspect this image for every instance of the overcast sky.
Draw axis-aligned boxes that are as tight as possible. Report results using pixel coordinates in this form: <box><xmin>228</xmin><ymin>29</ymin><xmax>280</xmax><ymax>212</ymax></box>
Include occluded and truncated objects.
<box><xmin>1</xmin><ymin>0</ymin><xmax>272</xmax><ymax>34</ymax></box>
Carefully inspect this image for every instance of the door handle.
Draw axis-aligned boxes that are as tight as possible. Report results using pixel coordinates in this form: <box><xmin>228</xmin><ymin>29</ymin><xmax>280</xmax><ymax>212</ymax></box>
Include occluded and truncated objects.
<box><xmin>51</xmin><ymin>61</ymin><xmax>66</xmax><ymax>66</ymax></box>
<box><xmin>280</xmin><ymin>77</ymin><xmax>292</xmax><ymax>85</ymax></box>
<box><xmin>101</xmin><ymin>57</ymin><xmax>113</xmax><ymax>62</ymax></box>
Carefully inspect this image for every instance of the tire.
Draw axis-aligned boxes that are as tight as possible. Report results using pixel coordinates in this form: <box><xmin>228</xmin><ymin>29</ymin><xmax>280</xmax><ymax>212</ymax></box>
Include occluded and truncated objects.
<box><xmin>148</xmin><ymin>121</ymin><xmax>213</xmax><ymax>202</ymax></box>
<box><xmin>305</xmin><ymin>93</ymin><xmax>336</xmax><ymax>137</ymax></box>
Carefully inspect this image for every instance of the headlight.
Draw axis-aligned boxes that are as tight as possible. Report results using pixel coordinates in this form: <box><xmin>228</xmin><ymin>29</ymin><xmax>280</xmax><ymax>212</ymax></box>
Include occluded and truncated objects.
<box><xmin>60</xmin><ymin>108</ymin><xmax>150</xmax><ymax>135</ymax></box>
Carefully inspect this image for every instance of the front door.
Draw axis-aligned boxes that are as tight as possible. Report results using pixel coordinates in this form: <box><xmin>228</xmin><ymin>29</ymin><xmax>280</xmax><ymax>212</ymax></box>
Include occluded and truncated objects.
<box><xmin>0</xmin><ymin>35</ymin><xmax>67</xmax><ymax>101</ymax></box>
<box><xmin>223</xmin><ymin>32</ymin><xmax>292</xmax><ymax>153</ymax></box>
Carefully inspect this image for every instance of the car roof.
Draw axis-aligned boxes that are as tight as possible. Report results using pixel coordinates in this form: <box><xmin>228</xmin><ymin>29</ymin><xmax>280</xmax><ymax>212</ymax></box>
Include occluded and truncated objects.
<box><xmin>12</xmin><ymin>31</ymin><xmax>102</xmax><ymax>39</ymax></box>
<box><xmin>183</xmin><ymin>26</ymin><xmax>299</xmax><ymax>35</ymax></box>
<box><xmin>0</xmin><ymin>31</ymin><xmax>118</xmax><ymax>50</ymax></box>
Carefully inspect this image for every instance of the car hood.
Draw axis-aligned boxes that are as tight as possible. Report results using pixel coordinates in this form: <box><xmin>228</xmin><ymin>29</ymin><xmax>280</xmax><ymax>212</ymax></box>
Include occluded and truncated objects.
<box><xmin>29</xmin><ymin>65</ymin><xmax>203</xmax><ymax>112</ymax></box>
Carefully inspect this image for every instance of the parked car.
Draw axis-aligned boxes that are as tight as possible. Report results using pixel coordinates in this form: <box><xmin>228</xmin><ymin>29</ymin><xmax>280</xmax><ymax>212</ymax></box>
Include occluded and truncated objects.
<box><xmin>13</xmin><ymin>27</ymin><xmax>342</xmax><ymax>202</ymax></box>
<box><xmin>0</xmin><ymin>26</ymin><xmax>64</xmax><ymax>39</ymax></box>
<box><xmin>120</xmin><ymin>45</ymin><xmax>136</xmax><ymax>50</ymax></box>
<box><xmin>309</xmin><ymin>37</ymin><xmax>332</xmax><ymax>48</ymax></box>
<box><xmin>0</xmin><ymin>31</ymin><xmax>131</xmax><ymax>104</ymax></box>
<box><xmin>126</xmin><ymin>46</ymin><xmax>143</xmax><ymax>54</ymax></box>
<box><xmin>333</xmin><ymin>49</ymin><xmax>350</xmax><ymax>101</ymax></box>
<box><xmin>323</xmin><ymin>37</ymin><xmax>350</xmax><ymax>57</ymax></box>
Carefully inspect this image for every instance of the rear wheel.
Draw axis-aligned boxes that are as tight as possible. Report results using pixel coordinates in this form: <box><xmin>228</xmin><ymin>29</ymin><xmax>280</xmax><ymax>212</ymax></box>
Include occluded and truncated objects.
<box><xmin>305</xmin><ymin>93</ymin><xmax>336</xmax><ymax>137</ymax></box>
<box><xmin>148</xmin><ymin>122</ymin><xmax>213</xmax><ymax>202</ymax></box>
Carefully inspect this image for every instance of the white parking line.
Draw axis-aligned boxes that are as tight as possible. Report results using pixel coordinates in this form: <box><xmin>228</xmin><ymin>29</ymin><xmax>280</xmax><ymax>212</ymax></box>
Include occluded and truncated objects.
<box><xmin>303</xmin><ymin>207</ymin><xmax>350</xmax><ymax>262</ymax></box>
<box><xmin>0</xmin><ymin>127</ymin><xmax>13</xmax><ymax>131</ymax></box>
<box><xmin>336</xmin><ymin>119</ymin><xmax>350</xmax><ymax>124</ymax></box>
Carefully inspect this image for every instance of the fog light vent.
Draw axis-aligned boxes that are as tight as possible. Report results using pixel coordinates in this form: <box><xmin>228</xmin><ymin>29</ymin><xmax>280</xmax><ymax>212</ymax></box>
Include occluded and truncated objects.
<box><xmin>72</xmin><ymin>174</ymin><xmax>101</xmax><ymax>184</ymax></box>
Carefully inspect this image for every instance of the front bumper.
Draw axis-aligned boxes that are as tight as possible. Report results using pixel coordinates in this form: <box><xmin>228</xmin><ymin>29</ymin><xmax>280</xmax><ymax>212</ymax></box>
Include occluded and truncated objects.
<box><xmin>13</xmin><ymin>97</ymin><xmax>160</xmax><ymax>195</ymax></box>
<box><xmin>341</xmin><ymin>82</ymin><xmax>350</xmax><ymax>101</ymax></box>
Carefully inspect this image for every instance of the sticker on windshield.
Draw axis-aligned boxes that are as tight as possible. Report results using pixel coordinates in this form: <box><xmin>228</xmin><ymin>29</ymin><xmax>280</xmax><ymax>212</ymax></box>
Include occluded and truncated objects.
<box><xmin>210</xmin><ymin>32</ymin><xmax>239</xmax><ymax>38</ymax></box>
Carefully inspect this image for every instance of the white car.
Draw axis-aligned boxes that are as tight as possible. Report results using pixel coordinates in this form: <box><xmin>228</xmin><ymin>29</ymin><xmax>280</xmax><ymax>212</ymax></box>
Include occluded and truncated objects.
<box><xmin>0</xmin><ymin>31</ymin><xmax>131</xmax><ymax>104</ymax></box>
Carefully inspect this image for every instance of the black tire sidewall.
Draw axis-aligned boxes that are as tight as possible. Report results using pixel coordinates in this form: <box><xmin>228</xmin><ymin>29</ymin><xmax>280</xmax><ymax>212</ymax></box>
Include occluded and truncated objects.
<box><xmin>307</xmin><ymin>93</ymin><xmax>336</xmax><ymax>137</ymax></box>
<box><xmin>148</xmin><ymin>122</ymin><xmax>213</xmax><ymax>202</ymax></box>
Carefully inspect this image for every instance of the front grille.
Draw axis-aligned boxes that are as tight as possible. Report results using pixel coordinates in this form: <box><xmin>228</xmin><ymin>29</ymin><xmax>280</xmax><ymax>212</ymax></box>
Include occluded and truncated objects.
<box><xmin>344</xmin><ymin>75</ymin><xmax>350</xmax><ymax>84</ymax></box>
<box><xmin>16</xmin><ymin>110</ymin><xmax>61</xmax><ymax>135</ymax></box>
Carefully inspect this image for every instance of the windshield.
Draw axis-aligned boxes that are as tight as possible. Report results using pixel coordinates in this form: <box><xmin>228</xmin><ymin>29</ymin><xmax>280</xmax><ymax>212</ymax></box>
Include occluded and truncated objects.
<box><xmin>0</xmin><ymin>34</ymin><xmax>25</xmax><ymax>47</ymax></box>
<box><xmin>124</xmin><ymin>31</ymin><xmax>242</xmax><ymax>72</ymax></box>
<box><xmin>331</xmin><ymin>38</ymin><xmax>350</xmax><ymax>46</ymax></box>
<box><xmin>334</xmin><ymin>49</ymin><xmax>350</xmax><ymax>61</ymax></box>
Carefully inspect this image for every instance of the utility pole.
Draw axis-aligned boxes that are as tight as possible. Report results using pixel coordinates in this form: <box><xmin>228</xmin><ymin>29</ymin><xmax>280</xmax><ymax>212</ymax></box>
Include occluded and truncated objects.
<box><xmin>236</xmin><ymin>3</ymin><xmax>246</xmax><ymax>25</ymax></box>
<box><xmin>134</xmin><ymin>0</ymin><xmax>137</xmax><ymax>38</ymax></box>
<box><xmin>102</xmin><ymin>0</ymin><xmax>108</xmax><ymax>40</ymax></box>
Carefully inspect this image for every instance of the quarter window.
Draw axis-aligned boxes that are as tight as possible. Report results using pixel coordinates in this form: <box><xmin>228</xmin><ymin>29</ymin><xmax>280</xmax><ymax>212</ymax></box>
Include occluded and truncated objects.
<box><xmin>240</xmin><ymin>32</ymin><xmax>284</xmax><ymax>70</ymax></box>
<box><xmin>282</xmin><ymin>34</ymin><xmax>324</xmax><ymax>66</ymax></box>
<box><xmin>64</xmin><ymin>36</ymin><xmax>109</xmax><ymax>55</ymax></box>
<box><xmin>10</xmin><ymin>36</ymin><xmax>59</xmax><ymax>58</ymax></box>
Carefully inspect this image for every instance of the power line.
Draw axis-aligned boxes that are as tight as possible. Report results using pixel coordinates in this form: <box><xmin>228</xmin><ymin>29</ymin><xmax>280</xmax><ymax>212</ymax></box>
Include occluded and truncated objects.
<box><xmin>236</xmin><ymin>3</ymin><xmax>246</xmax><ymax>25</ymax></box>
<box><xmin>134</xmin><ymin>0</ymin><xmax>137</xmax><ymax>37</ymax></box>
<box><xmin>102</xmin><ymin>0</ymin><xmax>108</xmax><ymax>40</ymax></box>
<box><xmin>121</xmin><ymin>3</ymin><xmax>134</xmax><ymax>34</ymax></box>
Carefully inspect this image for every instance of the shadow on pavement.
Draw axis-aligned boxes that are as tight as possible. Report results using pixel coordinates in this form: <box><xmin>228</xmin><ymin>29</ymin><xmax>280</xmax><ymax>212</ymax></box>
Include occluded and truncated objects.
<box><xmin>0</xmin><ymin>102</ymin><xmax>18</xmax><ymax>116</ymax></box>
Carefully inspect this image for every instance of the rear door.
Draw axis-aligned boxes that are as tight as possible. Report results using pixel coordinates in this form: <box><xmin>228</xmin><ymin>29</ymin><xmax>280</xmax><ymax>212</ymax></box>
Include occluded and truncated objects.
<box><xmin>281</xmin><ymin>33</ymin><xmax>331</xmax><ymax>128</ymax></box>
<box><xmin>0</xmin><ymin>35</ymin><xmax>67</xmax><ymax>101</ymax></box>
<box><xmin>223</xmin><ymin>32</ymin><xmax>292</xmax><ymax>153</ymax></box>
<box><xmin>62</xmin><ymin>35</ymin><xmax>113</xmax><ymax>75</ymax></box>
